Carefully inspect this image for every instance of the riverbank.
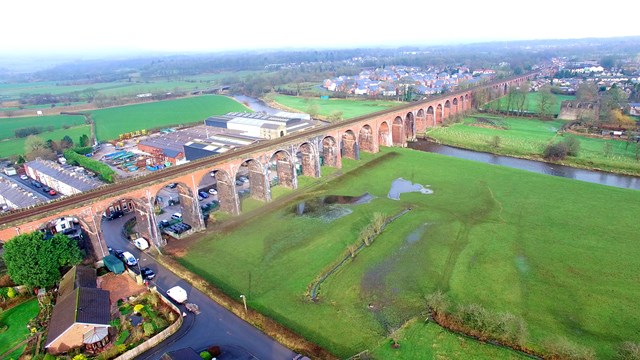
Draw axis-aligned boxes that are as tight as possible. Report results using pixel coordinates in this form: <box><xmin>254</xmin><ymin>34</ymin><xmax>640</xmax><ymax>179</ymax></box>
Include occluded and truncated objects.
<box><xmin>426</xmin><ymin>115</ymin><xmax>640</xmax><ymax>177</ymax></box>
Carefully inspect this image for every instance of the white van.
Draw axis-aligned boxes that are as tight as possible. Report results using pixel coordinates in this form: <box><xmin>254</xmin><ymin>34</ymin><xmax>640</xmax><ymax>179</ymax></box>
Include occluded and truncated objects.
<box><xmin>121</xmin><ymin>251</ymin><xmax>138</xmax><ymax>266</ymax></box>
<box><xmin>133</xmin><ymin>238</ymin><xmax>149</xmax><ymax>251</ymax></box>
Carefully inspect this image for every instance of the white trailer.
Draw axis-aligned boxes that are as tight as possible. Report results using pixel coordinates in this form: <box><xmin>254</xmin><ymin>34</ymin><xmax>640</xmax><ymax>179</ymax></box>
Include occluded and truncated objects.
<box><xmin>166</xmin><ymin>286</ymin><xmax>188</xmax><ymax>304</ymax></box>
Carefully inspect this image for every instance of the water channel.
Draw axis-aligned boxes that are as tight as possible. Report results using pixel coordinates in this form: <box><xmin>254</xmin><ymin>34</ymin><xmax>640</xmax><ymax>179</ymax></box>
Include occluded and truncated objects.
<box><xmin>409</xmin><ymin>139</ymin><xmax>640</xmax><ymax>191</ymax></box>
<box><xmin>232</xmin><ymin>95</ymin><xmax>281</xmax><ymax>114</ymax></box>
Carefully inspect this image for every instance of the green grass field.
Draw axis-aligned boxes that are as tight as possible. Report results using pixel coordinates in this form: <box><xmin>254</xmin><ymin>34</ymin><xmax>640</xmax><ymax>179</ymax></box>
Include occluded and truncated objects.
<box><xmin>90</xmin><ymin>95</ymin><xmax>249</xmax><ymax>141</ymax></box>
<box><xmin>0</xmin><ymin>125</ymin><xmax>91</xmax><ymax>157</ymax></box>
<box><xmin>273</xmin><ymin>95</ymin><xmax>402</xmax><ymax>120</ymax></box>
<box><xmin>0</xmin><ymin>114</ymin><xmax>85</xmax><ymax>141</ymax></box>
<box><xmin>427</xmin><ymin>115</ymin><xmax>640</xmax><ymax>175</ymax></box>
<box><xmin>486</xmin><ymin>92</ymin><xmax>575</xmax><ymax>115</ymax></box>
<box><xmin>0</xmin><ymin>298</ymin><xmax>39</xmax><ymax>358</ymax></box>
<box><xmin>178</xmin><ymin>147</ymin><xmax>640</xmax><ymax>358</ymax></box>
<box><xmin>0</xmin><ymin>71</ymin><xmax>259</xmax><ymax>102</ymax></box>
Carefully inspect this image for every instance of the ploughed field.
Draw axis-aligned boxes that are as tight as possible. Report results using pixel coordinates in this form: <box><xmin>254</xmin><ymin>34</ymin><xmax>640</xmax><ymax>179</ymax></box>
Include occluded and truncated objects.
<box><xmin>179</xmin><ymin>147</ymin><xmax>640</xmax><ymax>358</ymax></box>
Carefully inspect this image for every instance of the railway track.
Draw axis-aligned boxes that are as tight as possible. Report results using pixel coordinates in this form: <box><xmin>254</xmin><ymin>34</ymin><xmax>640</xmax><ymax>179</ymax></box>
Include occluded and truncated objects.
<box><xmin>0</xmin><ymin>71</ymin><xmax>540</xmax><ymax>227</ymax></box>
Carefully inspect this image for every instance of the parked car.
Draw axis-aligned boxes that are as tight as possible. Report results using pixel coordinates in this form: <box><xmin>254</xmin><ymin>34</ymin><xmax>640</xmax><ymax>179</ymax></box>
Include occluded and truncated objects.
<box><xmin>104</xmin><ymin>210</ymin><xmax>124</xmax><ymax>220</ymax></box>
<box><xmin>111</xmin><ymin>248</ymin><xmax>125</xmax><ymax>260</ymax></box>
<box><xmin>48</xmin><ymin>189</ymin><xmax>57</xmax><ymax>196</ymax></box>
<box><xmin>208</xmin><ymin>188</ymin><xmax>217</xmax><ymax>195</ymax></box>
<box><xmin>235</xmin><ymin>179</ymin><xmax>244</xmax><ymax>186</ymax></box>
<box><xmin>159</xmin><ymin>219</ymin><xmax>171</xmax><ymax>228</ymax></box>
<box><xmin>20</xmin><ymin>174</ymin><xmax>28</xmax><ymax>180</ymax></box>
<box><xmin>121</xmin><ymin>251</ymin><xmax>138</xmax><ymax>267</ymax></box>
<box><xmin>31</xmin><ymin>180</ymin><xmax>42</xmax><ymax>188</ymax></box>
<box><xmin>171</xmin><ymin>212</ymin><xmax>182</xmax><ymax>221</ymax></box>
<box><xmin>238</xmin><ymin>176</ymin><xmax>249</xmax><ymax>183</ymax></box>
<box><xmin>198</xmin><ymin>191</ymin><xmax>209</xmax><ymax>199</ymax></box>
<box><xmin>133</xmin><ymin>237</ymin><xmax>149</xmax><ymax>251</ymax></box>
<box><xmin>140</xmin><ymin>267</ymin><xmax>156</xmax><ymax>280</ymax></box>
<box><xmin>42</xmin><ymin>186</ymin><xmax>51</xmax><ymax>192</ymax></box>
<box><xmin>166</xmin><ymin>183</ymin><xmax>177</xmax><ymax>189</ymax></box>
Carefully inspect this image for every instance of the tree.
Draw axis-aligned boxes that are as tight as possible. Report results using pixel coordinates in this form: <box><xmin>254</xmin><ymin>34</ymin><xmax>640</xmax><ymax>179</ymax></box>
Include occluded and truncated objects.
<box><xmin>600</xmin><ymin>87</ymin><xmax>628</xmax><ymax>119</ymax></box>
<box><xmin>25</xmin><ymin>135</ymin><xmax>57</xmax><ymax>161</ymax></box>
<box><xmin>537</xmin><ymin>85</ymin><xmax>557</xmax><ymax>119</ymax></box>
<box><xmin>79</xmin><ymin>134</ymin><xmax>90</xmax><ymax>147</ymax></box>
<box><xmin>3</xmin><ymin>231</ymin><xmax>82</xmax><ymax>289</ymax></box>
<box><xmin>60</xmin><ymin>135</ymin><xmax>74</xmax><ymax>150</ymax></box>
<box><xmin>576</xmin><ymin>82</ymin><xmax>599</xmax><ymax>103</ymax></box>
<box><xmin>608</xmin><ymin>109</ymin><xmax>636</xmax><ymax>129</ymax></box>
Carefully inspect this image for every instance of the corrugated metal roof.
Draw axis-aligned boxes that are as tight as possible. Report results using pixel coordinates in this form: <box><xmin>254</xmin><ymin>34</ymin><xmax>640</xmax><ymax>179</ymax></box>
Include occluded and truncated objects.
<box><xmin>25</xmin><ymin>159</ymin><xmax>102</xmax><ymax>192</ymax></box>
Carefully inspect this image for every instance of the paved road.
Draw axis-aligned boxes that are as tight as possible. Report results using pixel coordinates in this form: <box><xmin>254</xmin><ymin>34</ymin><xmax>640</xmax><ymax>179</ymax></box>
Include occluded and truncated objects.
<box><xmin>102</xmin><ymin>215</ymin><xmax>297</xmax><ymax>360</ymax></box>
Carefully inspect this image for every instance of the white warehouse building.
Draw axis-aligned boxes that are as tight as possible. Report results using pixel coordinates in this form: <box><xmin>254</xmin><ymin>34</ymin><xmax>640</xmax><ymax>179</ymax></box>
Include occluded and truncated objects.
<box><xmin>24</xmin><ymin>159</ymin><xmax>104</xmax><ymax>196</ymax></box>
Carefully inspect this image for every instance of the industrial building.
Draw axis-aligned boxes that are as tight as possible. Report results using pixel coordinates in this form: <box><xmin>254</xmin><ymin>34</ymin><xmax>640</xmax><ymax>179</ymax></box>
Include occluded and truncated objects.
<box><xmin>24</xmin><ymin>159</ymin><xmax>104</xmax><ymax>196</ymax></box>
<box><xmin>204</xmin><ymin>112</ymin><xmax>318</xmax><ymax>139</ymax></box>
<box><xmin>183</xmin><ymin>132</ymin><xmax>257</xmax><ymax>161</ymax></box>
<box><xmin>0</xmin><ymin>177</ymin><xmax>43</xmax><ymax>210</ymax></box>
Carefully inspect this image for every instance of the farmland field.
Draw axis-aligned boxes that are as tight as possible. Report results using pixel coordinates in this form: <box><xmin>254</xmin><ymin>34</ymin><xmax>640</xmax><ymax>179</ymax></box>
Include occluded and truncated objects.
<box><xmin>486</xmin><ymin>92</ymin><xmax>575</xmax><ymax>115</ymax></box>
<box><xmin>427</xmin><ymin>114</ymin><xmax>640</xmax><ymax>175</ymax></box>
<box><xmin>178</xmin><ymin>147</ymin><xmax>640</xmax><ymax>358</ymax></box>
<box><xmin>0</xmin><ymin>114</ymin><xmax>85</xmax><ymax>141</ymax></box>
<box><xmin>272</xmin><ymin>95</ymin><xmax>402</xmax><ymax>120</ymax></box>
<box><xmin>0</xmin><ymin>125</ymin><xmax>91</xmax><ymax>158</ymax></box>
<box><xmin>90</xmin><ymin>95</ymin><xmax>249</xmax><ymax>140</ymax></box>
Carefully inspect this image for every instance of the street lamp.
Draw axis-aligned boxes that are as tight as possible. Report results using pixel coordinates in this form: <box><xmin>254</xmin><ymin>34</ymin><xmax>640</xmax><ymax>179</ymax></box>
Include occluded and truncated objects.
<box><xmin>240</xmin><ymin>294</ymin><xmax>247</xmax><ymax>312</ymax></box>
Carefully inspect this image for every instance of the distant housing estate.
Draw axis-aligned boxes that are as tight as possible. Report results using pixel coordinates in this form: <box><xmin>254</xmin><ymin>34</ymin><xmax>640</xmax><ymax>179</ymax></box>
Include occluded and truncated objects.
<box><xmin>24</xmin><ymin>159</ymin><xmax>104</xmax><ymax>196</ymax></box>
<box><xmin>322</xmin><ymin>66</ymin><xmax>491</xmax><ymax>97</ymax></box>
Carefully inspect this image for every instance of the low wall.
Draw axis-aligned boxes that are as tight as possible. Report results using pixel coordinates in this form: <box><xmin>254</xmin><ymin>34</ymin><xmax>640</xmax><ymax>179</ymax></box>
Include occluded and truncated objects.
<box><xmin>114</xmin><ymin>287</ymin><xmax>183</xmax><ymax>360</ymax></box>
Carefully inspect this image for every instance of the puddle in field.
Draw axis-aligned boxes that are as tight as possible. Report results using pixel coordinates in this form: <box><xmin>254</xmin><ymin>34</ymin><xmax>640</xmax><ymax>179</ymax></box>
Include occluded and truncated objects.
<box><xmin>515</xmin><ymin>255</ymin><xmax>529</xmax><ymax>275</ymax></box>
<box><xmin>388</xmin><ymin>178</ymin><xmax>433</xmax><ymax>200</ymax></box>
<box><xmin>291</xmin><ymin>193</ymin><xmax>374</xmax><ymax>222</ymax></box>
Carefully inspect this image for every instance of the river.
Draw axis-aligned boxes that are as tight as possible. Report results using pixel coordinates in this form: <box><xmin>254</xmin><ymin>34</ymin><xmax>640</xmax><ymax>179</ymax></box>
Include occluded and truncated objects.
<box><xmin>408</xmin><ymin>139</ymin><xmax>640</xmax><ymax>191</ymax></box>
<box><xmin>232</xmin><ymin>95</ymin><xmax>281</xmax><ymax>114</ymax></box>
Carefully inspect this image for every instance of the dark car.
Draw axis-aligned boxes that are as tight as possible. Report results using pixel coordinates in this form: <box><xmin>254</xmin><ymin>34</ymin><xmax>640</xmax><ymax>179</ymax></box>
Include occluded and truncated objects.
<box><xmin>42</xmin><ymin>186</ymin><xmax>51</xmax><ymax>192</ymax></box>
<box><xmin>140</xmin><ymin>267</ymin><xmax>156</xmax><ymax>280</ymax></box>
<box><xmin>166</xmin><ymin>183</ymin><xmax>177</xmax><ymax>189</ymax></box>
<box><xmin>31</xmin><ymin>180</ymin><xmax>42</xmax><ymax>188</ymax></box>
<box><xmin>111</xmin><ymin>248</ymin><xmax>124</xmax><ymax>259</ymax></box>
<box><xmin>159</xmin><ymin>219</ymin><xmax>171</xmax><ymax>228</ymax></box>
<box><xmin>105</xmin><ymin>210</ymin><xmax>124</xmax><ymax>220</ymax></box>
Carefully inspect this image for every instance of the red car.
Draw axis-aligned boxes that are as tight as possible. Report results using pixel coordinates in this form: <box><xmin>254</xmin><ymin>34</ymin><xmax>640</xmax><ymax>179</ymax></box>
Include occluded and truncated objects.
<box><xmin>48</xmin><ymin>189</ymin><xmax>57</xmax><ymax>196</ymax></box>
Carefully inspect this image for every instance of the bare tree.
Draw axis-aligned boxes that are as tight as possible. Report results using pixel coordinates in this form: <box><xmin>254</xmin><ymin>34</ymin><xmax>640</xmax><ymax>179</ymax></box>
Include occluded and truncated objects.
<box><xmin>537</xmin><ymin>85</ymin><xmax>557</xmax><ymax>119</ymax></box>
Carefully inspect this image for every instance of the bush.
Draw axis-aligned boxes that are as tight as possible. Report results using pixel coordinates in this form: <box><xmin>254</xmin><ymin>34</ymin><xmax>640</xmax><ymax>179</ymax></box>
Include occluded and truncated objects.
<box><xmin>6</xmin><ymin>287</ymin><xmax>16</xmax><ymax>299</ymax></box>
<box><xmin>200</xmin><ymin>351</ymin><xmax>212</xmax><ymax>360</ymax></box>
<box><xmin>425</xmin><ymin>290</ymin><xmax>450</xmax><ymax>314</ymax></box>
<box><xmin>73</xmin><ymin>355</ymin><xmax>88</xmax><ymax>360</ymax></box>
<box><xmin>72</xmin><ymin>146</ymin><xmax>94</xmax><ymax>155</ymax></box>
<box><xmin>617</xmin><ymin>342</ymin><xmax>640</xmax><ymax>360</ymax></box>
<box><xmin>543</xmin><ymin>142</ymin><xmax>569</xmax><ymax>160</ymax></box>
<box><xmin>543</xmin><ymin>336</ymin><xmax>596</xmax><ymax>360</ymax></box>
<box><xmin>563</xmin><ymin>137</ymin><xmax>581</xmax><ymax>156</ymax></box>
<box><xmin>0</xmin><ymin>324</ymin><xmax>8</xmax><ymax>334</ymax></box>
<box><xmin>134</xmin><ymin>304</ymin><xmax>145</xmax><ymax>314</ymax></box>
<box><xmin>143</xmin><ymin>322</ymin><xmax>155</xmax><ymax>337</ymax></box>
<box><xmin>43</xmin><ymin>354</ymin><xmax>57</xmax><ymax>360</ymax></box>
<box><xmin>208</xmin><ymin>346</ymin><xmax>222</xmax><ymax>357</ymax></box>
<box><xmin>63</xmin><ymin>149</ymin><xmax>115</xmax><ymax>183</ymax></box>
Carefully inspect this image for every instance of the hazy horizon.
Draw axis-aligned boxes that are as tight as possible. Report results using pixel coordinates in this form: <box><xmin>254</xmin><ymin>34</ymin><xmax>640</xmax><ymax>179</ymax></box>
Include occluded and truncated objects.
<box><xmin>2</xmin><ymin>0</ymin><xmax>639</xmax><ymax>59</ymax></box>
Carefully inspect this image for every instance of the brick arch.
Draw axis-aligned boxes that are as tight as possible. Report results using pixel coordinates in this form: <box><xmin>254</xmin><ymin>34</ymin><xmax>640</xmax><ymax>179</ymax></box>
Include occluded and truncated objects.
<box><xmin>209</xmin><ymin>169</ymin><xmax>238</xmax><ymax>215</ymax></box>
<box><xmin>392</xmin><ymin>116</ymin><xmax>403</xmax><ymax>145</ymax></box>
<box><xmin>237</xmin><ymin>158</ymin><xmax>269</xmax><ymax>202</ymax></box>
<box><xmin>404</xmin><ymin>112</ymin><xmax>415</xmax><ymax>140</ymax></box>
<box><xmin>444</xmin><ymin>100</ymin><xmax>451</xmax><ymax>119</ymax></box>
<box><xmin>322</xmin><ymin>135</ymin><xmax>339</xmax><ymax>167</ymax></box>
<box><xmin>452</xmin><ymin>97</ymin><xmax>459</xmax><ymax>114</ymax></box>
<box><xmin>378</xmin><ymin>121</ymin><xmax>391</xmax><ymax>147</ymax></box>
<box><xmin>269</xmin><ymin>149</ymin><xmax>296</xmax><ymax>189</ymax></box>
<box><xmin>416</xmin><ymin>108</ymin><xmax>426</xmax><ymax>133</ymax></box>
<box><xmin>296</xmin><ymin>142</ymin><xmax>320</xmax><ymax>178</ymax></box>
<box><xmin>341</xmin><ymin>129</ymin><xmax>359</xmax><ymax>160</ymax></box>
<box><xmin>427</xmin><ymin>106</ymin><xmax>435</xmax><ymax>127</ymax></box>
<box><xmin>359</xmin><ymin>124</ymin><xmax>374</xmax><ymax>153</ymax></box>
<box><xmin>436</xmin><ymin>104</ymin><xmax>443</xmax><ymax>124</ymax></box>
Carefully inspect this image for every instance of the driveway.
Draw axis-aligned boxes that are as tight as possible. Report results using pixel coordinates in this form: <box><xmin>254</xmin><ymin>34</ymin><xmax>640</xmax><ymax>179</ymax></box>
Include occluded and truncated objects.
<box><xmin>101</xmin><ymin>214</ymin><xmax>297</xmax><ymax>359</ymax></box>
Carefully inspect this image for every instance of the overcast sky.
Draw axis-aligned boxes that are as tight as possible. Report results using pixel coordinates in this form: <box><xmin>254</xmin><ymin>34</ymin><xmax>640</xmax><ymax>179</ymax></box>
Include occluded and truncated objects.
<box><xmin>2</xmin><ymin>0</ymin><xmax>639</xmax><ymax>56</ymax></box>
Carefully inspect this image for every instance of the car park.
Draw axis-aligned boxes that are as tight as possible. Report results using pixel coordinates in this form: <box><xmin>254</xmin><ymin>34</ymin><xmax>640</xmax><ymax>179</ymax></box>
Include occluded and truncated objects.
<box><xmin>159</xmin><ymin>219</ymin><xmax>171</xmax><ymax>228</ymax></box>
<box><xmin>31</xmin><ymin>180</ymin><xmax>42</xmax><ymax>188</ymax></box>
<box><xmin>42</xmin><ymin>186</ymin><xmax>51</xmax><ymax>192</ymax></box>
<box><xmin>238</xmin><ymin>176</ymin><xmax>249</xmax><ymax>183</ymax></box>
<box><xmin>104</xmin><ymin>210</ymin><xmax>124</xmax><ymax>220</ymax></box>
<box><xmin>235</xmin><ymin>179</ymin><xmax>244</xmax><ymax>186</ymax></box>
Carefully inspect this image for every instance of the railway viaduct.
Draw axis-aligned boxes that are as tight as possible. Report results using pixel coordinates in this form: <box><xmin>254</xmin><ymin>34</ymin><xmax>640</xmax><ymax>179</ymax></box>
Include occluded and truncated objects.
<box><xmin>0</xmin><ymin>71</ymin><xmax>541</xmax><ymax>255</ymax></box>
